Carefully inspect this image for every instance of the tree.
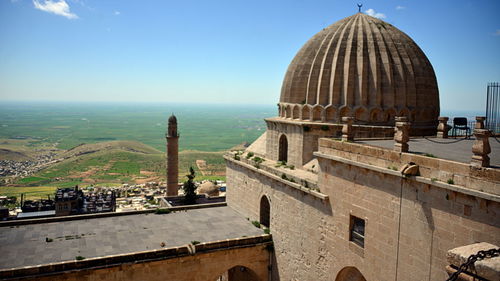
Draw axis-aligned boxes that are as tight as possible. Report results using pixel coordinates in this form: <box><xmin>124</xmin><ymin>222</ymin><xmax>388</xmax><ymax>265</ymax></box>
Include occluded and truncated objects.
<box><xmin>182</xmin><ymin>167</ymin><xmax>197</xmax><ymax>204</ymax></box>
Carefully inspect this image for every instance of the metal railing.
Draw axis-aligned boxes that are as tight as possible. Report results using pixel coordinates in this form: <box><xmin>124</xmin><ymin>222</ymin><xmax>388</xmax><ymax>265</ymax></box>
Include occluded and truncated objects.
<box><xmin>486</xmin><ymin>82</ymin><xmax>499</xmax><ymax>134</ymax></box>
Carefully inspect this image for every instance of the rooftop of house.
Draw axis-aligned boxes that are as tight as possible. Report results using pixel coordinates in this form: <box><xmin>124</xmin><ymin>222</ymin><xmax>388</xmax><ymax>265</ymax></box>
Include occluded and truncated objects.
<box><xmin>0</xmin><ymin>205</ymin><xmax>264</xmax><ymax>270</ymax></box>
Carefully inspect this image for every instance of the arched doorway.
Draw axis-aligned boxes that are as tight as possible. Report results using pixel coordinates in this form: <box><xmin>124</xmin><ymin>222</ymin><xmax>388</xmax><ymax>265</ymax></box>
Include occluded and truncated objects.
<box><xmin>259</xmin><ymin>196</ymin><xmax>270</xmax><ymax>228</ymax></box>
<box><xmin>278</xmin><ymin>134</ymin><xmax>288</xmax><ymax>163</ymax></box>
<box><xmin>215</xmin><ymin>265</ymin><xmax>260</xmax><ymax>281</ymax></box>
<box><xmin>335</xmin><ymin>267</ymin><xmax>367</xmax><ymax>281</ymax></box>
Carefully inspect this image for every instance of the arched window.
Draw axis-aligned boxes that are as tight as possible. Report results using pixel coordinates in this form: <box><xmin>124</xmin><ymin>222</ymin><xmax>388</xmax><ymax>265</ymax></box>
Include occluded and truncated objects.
<box><xmin>260</xmin><ymin>196</ymin><xmax>270</xmax><ymax>228</ymax></box>
<box><xmin>278</xmin><ymin>134</ymin><xmax>288</xmax><ymax>163</ymax></box>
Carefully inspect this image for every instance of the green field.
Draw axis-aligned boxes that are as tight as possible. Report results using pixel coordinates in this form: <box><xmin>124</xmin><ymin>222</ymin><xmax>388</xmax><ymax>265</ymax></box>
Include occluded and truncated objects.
<box><xmin>0</xmin><ymin>186</ymin><xmax>58</xmax><ymax>201</ymax></box>
<box><xmin>5</xmin><ymin>144</ymin><xmax>227</xmax><ymax>187</ymax></box>
<box><xmin>0</xmin><ymin>102</ymin><xmax>273</xmax><ymax>152</ymax></box>
<box><xmin>0</xmin><ymin>102</ymin><xmax>271</xmax><ymax>191</ymax></box>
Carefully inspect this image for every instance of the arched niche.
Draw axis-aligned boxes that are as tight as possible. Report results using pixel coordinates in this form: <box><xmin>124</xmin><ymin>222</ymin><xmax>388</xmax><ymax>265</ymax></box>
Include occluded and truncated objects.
<box><xmin>259</xmin><ymin>196</ymin><xmax>270</xmax><ymax>228</ymax></box>
<box><xmin>278</xmin><ymin>134</ymin><xmax>288</xmax><ymax>163</ymax></box>
<box><xmin>285</xmin><ymin>105</ymin><xmax>292</xmax><ymax>118</ymax></box>
<box><xmin>325</xmin><ymin>106</ymin><xmax>336</xmax><ymax>123</ymax></box>
<box><xmin>301</xmin><ymin>105</ymin><xmax>311</xmax><ymax>120</ymax></box>
<box><xmin>215</xmin><ymin>265</ymin><xmax>261</xmax><ymax>281</ymax></box>
<box><xmin>312</xmin><ymin>105</ymin><xmax>323</xmax><ymax>121</ymax></box>
<box><xmin>292</xmin><ymin>105</ymin><xmax>300</xmax><ymax>119</ymax></box>
<box><xmin>339</xmin><ymin>106</ymin><xmax>350</xmax><ymax>120</ymax></box>
<box><xmin>335</xmin><ymin>267</ymin><xmax>367</xmax><ymax>281</ymax></box>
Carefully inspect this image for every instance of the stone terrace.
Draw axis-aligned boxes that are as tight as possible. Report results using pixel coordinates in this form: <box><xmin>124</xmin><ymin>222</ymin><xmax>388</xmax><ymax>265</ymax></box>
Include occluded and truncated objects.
<box><xmin>358</xmin><ymin>137</ymin><xmax>500</xmax><ymax>167</ymax></box>
<box><xmin>0</xmin><ymin>206</ymin><xmax>264</xmax><ymax>269</ymax></box>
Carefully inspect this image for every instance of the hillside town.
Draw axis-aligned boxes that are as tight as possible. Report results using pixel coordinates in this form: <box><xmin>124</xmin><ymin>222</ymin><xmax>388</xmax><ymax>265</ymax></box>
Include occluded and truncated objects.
<box><xmin>0</xmin><ymin>179</ymin><xmax>226</xmax><ymax>220</ymax></box>
<box><xmin>0</xmin><ymin>151</ymin><xmax>59</xmax><ymax>179</ymax></box>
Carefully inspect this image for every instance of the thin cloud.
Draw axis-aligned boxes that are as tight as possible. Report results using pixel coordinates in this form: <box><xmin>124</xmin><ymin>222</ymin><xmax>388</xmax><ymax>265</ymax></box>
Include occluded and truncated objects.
<box><xmin>495</xmin><ymin>30</ymin><xmax>500</xmax><ymax>36</ymax></box>
<box><xmin>365</xmin><ymin>8</ymin><xmax>386</xmax><ymax>19</ymax></box>
<box><xmin>396</xmin><ymin>6</ymin><xmax>405</xmax><ymax>10</ymax></box>
<box><xmin>33</xmin><ymin>0</ymin><xmax>78</xmax><ymax>19</ymax></box>
<box><xmin>114</xmin><ymin>10</ymin><xmax>120</xmax><ymax>16</ymax></box>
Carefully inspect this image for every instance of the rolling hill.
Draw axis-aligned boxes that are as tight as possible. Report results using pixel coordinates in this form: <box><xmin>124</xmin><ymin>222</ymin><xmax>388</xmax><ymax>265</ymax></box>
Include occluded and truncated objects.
<box><xmin>6</xmin><ymin>140</ymin><xmax>226</xmax><ymax>188</ymax></box>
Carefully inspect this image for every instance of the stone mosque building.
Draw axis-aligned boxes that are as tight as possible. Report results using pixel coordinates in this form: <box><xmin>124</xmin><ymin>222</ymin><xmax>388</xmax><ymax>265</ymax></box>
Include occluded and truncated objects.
<box><xmin>225</xmin><ymin>12</ymin><xmax>499</xmax><ymax>281</ymax></box>
<box><xmin>1</xmin><ymin>12</ymin><xmax>498</xmax><ymax>281</ymax></box>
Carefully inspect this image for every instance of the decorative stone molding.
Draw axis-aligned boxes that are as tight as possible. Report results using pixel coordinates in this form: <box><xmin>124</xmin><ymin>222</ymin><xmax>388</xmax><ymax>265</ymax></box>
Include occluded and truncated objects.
<box><xmin>394</xmin><ymin>116</ymin><xmax>410</xmax><ymax>152</ymax></box>
<box><xmin>437</xmin><ymin>116</ymin><xmax>449</xmax><ymax>138</ymax></box>
<box><xmin>471</xmin><ymin>128</ymin><xmax>491</xmax><ymax>167</ymax></box>
<box><xmin>341</xmin><ymin>117</ymin><xmax>354</xmax><ymax>141</ymax></box>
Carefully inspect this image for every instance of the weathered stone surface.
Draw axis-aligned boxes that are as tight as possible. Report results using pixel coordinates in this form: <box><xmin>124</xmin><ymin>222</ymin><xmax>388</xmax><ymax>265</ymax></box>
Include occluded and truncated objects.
<box><xmin>341</xmin><ymin>117</ymin><xmax>354</xmax><ymax>141</ymax></box>
<box><xmin>447</xmin><ymin>242</ymin><xmax>500</xmax><ymax>281</ymax></box>
<box><xmin>394</xmin><ymin>117</ymin><xmax>410</xmax><ymax>153</ymax></box>
<box><xmin>437</xmin><ymin>116</ymin><xmax>450</xmax><ymax>138</ymax></box>
<box><xmin>471</xmin><ymin>129</ymin><xmax>492</xmax><ymax>167</ymax></box>
<box><xmin>401</xmin><ymin>164</ymin><xmax>419</xmax><ymax>176</ymax></box>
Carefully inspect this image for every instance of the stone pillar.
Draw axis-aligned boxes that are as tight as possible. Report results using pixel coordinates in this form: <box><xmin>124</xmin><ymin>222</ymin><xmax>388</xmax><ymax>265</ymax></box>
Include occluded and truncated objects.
<box><xmin>394</xmin><ymin>116</ymin><xmax>410</xmax><ymax>153</ymax></box>
<box><xmin>166</xmin><ymin>114</ymin><xmax>179</xmax><ymax>196</ymax></box>
<box><xmin>341</xmin><ymin>117</ymin><xmax>354</xmax><ymax>141</ymax></box>
<box><xmin>475</xmin><ymin>116</ymin><xmax>486</xmax><ymax>129</ymax></box>
<box><xmin>437</xmin><ymin>116</ymin><xmax>449</xmax><ymax>138</ymax></box>
<box><xmin>471</xmin><ymin>117</ymin><xmax>491</xmax><ymax>167</ymax></box>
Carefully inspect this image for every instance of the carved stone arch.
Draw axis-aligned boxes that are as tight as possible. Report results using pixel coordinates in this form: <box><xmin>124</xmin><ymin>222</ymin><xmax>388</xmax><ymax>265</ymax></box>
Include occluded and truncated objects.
<box><xmin>369</xmin><ymin>107</ymin><xmax>383</xmax><ymax>123</ymax></box>
<box><xmin>292</xmin><ymin>104</ymin><xmax>301</xmax><ymax>119</ymax></box>
<box><xmin>325</xmin><ymin>105</ymin><xmax>336</xmax><ymax>123</ymax></box>
<box><xmin>279</xmin><ymin>104</ymin><xmax>285</xmax><ymax>117</ymax></box>
<box><xmin>399</xmin><ymin>108</ymin><xmax>410</xmax><ymax>120</ymax></box>
<box><xmin>335</xmin><ymin>267</ymin><xmax>367</xmax><ymax>281</ymax></box>
<box><xmin>285</xmin><ymin>105</ymin><xmax>292</xmax><ymax>119</ymax></box>
<box><xmin>353</xmin><ymin>106</ymin><xmax>368</xmax><ymax>123</ymax></box>
<box><xmin>385</xmin><ymin>108</ymin><xmax>397</xmax><ymax>124</ymax></box>
<box><xmin>301</xmin><ymin>105</ymin><xmax>312</xmax><ymax>120</ymax></box>
<box><xmin>312</xmin><ymin>105</ymin><xmax>323</xmax><ymax>121</ymax></box>
<box><xmin>339</xmin><ymin>106</ymin><xmax>351</xmax><ymax>120</ymax></box>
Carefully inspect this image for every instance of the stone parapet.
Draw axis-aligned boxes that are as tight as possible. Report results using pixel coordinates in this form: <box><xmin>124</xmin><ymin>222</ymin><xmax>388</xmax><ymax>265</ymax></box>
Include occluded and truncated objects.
<box><xmin>317</xmin><ymin>138</ymin><xmax>500</xmax><ymax>198</ymax></box>
<box><xmin>0</xmin><ymin>234</ymin><xmax>272</xmax><ymax>280</ymax></box>
<box><xmin>224</xmin><ymin>154</ymin><xmax>328</xmax><ymax>201</ymax></box>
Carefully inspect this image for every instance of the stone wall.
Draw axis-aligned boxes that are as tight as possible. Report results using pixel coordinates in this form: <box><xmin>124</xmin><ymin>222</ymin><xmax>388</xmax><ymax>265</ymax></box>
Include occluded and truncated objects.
<box><xmin>225</xmin><ymin>141</ymin><xmax>500</xmax><ymax>281</ymax></box>
<box><xmin>317</xmin><ymin>139</ymin><xmax>500</xmax><ymax>196</ymax></box>
<box><xmin>226</xmin><ymin>160</ymin><xmax>337</xmax><ymax>281</ymax></box>
<box><xmin>265</xmin><ymin>118</ymin><xmax>394</xmax><ymax>168</ymax></box>
<box><xmin>1</xmin><ymin>235</ymin><xmax>271</xmax><ymax>281</ymax></box>
<box><xmin>265</xmin><ymin>120</ymin><xmax>305</xmax><ymax>167</ymax></box>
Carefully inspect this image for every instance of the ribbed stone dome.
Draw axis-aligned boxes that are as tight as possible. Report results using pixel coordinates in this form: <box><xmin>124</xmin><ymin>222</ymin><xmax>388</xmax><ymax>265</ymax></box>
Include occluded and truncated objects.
<box><xmin>279</xmin><ymin>13</ymin><xmax>439</xmax><ymax>127</ymax></box>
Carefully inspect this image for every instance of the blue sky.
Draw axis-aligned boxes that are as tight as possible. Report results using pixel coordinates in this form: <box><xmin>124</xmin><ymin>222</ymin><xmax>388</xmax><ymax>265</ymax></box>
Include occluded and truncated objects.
<box><xmin>0</xmin><ymin>0</ymin><xmax>499</xmax><ymax>112</ymax></box>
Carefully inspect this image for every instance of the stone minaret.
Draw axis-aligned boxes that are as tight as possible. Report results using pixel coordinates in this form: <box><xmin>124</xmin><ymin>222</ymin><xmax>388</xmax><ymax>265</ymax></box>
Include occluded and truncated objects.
<box><xmin>166</xmin><ymin>114</ymin><xmax>179</xmax><ymax>196</ymax></box>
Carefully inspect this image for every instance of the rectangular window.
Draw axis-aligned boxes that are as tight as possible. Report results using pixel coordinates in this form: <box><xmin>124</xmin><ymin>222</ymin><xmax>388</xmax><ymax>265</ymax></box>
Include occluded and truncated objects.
<box><xmin>350</xmin><ymin>216</ymin><xmax>365</xmax><ymax>248</ymax></box>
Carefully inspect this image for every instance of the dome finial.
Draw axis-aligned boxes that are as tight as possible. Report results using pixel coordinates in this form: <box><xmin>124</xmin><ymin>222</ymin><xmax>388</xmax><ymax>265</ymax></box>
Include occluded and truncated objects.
<box><xmin>357</xmin><ymin>3</ymin><xmax>363</xmax><ymax>13</ymax></box>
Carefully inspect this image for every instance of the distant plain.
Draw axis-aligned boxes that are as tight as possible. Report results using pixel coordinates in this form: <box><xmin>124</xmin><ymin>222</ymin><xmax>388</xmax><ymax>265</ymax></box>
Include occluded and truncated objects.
<box><xmin>0</xmin><ymin>102</ymin><xmax>274</xmax><ymax>198</ymax></box>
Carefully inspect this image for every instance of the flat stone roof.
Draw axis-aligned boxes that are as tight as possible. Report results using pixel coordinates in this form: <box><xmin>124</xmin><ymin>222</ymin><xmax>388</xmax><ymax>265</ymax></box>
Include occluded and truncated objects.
<box><xmin>0</xmin><ymin>206</ymin><xmax>263</xmax><ymax>269</ymax></box>
<box><xmin>357</xmin><ymin>137</ymin><xmax>500</xmax><ymax>167</ymax></box>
